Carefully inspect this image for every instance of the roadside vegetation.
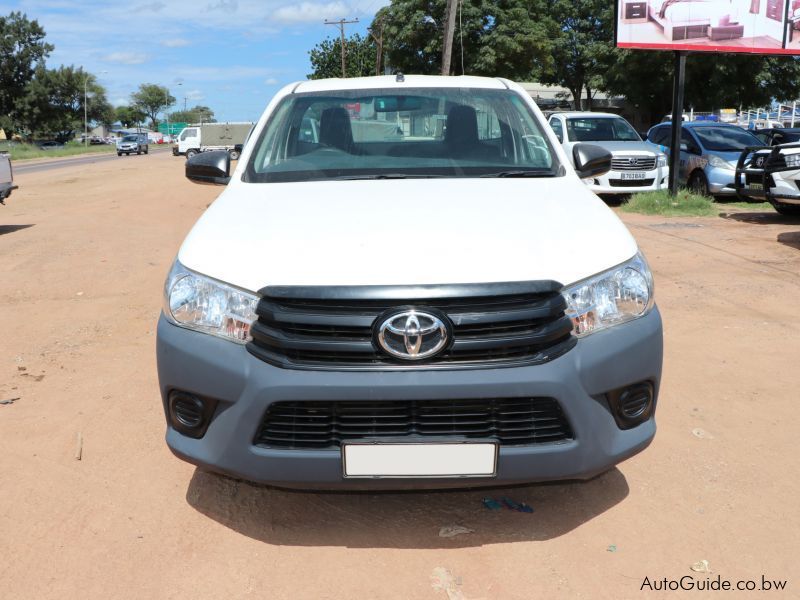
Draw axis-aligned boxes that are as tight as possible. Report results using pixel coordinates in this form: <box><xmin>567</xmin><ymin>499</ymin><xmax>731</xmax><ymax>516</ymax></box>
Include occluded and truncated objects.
<box><xmin>1</xmin><ymin>141</ymin><xmax>114</xmax><ymax>160</ymax></box>
<box><xmin>622</xmin><ymin>190</ymin><xmax>718</xmax><ymax>217</ymax></box>
<box><xmin>622</xmin><ymin>191</ymin><xmax>774</xmax><ymax>216</ymax></box>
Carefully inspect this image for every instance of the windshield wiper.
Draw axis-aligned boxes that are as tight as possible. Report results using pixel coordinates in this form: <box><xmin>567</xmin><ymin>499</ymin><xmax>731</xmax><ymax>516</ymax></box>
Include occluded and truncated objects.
<box><xmin>480</xmin><ymin>170</ymin><xmax>554</xmax><ymax>178</ymax></box>
<box><xmin>333</xmin><ymin>174</ymin><xmax>445</xmax><ymax>180</ymax></box>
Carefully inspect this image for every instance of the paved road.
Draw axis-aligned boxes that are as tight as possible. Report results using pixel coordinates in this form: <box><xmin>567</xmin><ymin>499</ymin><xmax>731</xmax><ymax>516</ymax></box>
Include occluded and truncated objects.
<box><xmin>14</xmin><ymin>147</ymin><xmax>174</xmax><ymax>174</ymax></box>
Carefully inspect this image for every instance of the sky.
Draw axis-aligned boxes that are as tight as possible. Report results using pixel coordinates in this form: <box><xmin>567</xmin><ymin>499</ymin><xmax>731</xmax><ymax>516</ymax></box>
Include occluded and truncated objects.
<box><xmin>2</xmin><ymin>0</ymin><xmax>390</xmax><ymax>122</ymax></box>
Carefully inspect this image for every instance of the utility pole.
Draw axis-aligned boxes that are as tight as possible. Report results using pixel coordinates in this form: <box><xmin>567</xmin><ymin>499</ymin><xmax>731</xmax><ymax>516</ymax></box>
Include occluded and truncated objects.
<box><xmin>325</xmin><ymin>18</ymin><xmax>359</xmax><ymax>78</ymax></box>
<box><xmin>368</xmin><ymin>19</ymin><xmax>384</xmax><ymax>77</ymax></box>
<box><xmin>441</xmin><ymin>0</ymin><xmax>458</xmax><ymax>76</ymax></box>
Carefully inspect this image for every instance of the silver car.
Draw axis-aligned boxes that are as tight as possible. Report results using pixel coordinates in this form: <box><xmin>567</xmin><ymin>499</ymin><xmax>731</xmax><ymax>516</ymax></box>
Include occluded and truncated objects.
<box><xmin>0</xmin><ymin>152</ymin><xmax>17</xmax><ymax>205</ymax></box>
<box><xmin>116</xmin><ymin>134</ymin><xmax>149</xmax><ymax>156</ymax></box>
<box><xmin>645</xmin><ymin>122</ymin><xmax>762</xmax><ymax>197</ymax></box>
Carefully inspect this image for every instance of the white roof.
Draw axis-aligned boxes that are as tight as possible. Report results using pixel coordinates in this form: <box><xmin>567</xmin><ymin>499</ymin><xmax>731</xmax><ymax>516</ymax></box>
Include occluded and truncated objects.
<box><xmin>554</xmin><ymin>112</ymin><xmax>623</xmax><ymax>119</ymax></box>
<box><xmin>293</xmin><ymin>75</ymin><xmax>509</xmax><ymax>93</ymax></box>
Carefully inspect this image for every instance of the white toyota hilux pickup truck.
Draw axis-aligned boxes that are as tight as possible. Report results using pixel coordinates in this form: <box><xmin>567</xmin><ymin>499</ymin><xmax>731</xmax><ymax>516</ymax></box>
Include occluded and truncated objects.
<box><xmin>157</xmin><ymin>75</ymin><xmax>663</xmax><ymax>489</ymax></box>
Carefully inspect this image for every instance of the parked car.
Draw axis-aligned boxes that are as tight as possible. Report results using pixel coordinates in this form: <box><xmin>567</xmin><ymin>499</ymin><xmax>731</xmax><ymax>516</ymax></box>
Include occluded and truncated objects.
<box><xmin>116</xmin><ymin>134</ymin><xmax>149</xmax><ymax>156</ymax></box>
<box><xmin>548</xmin><ymin>112</ymin><xmax>668</xmax><ymax>197</ymax></box>
<box><xmin>735</xmin><ymin>141</ymin><xmax>800</xmax><ymax>215</ymax></box>
<box><xmin>0</xmin><ymin>152</ymin><xmax>17</xmax><ymax>205</ymax></box>
<box><xmin>157</xmin><ymin>74</ymin><xmax>663</xmax><ymax>489</ymax></box>
<box><xmin>645</xmin><ymin>122</ymin><xmax>763</xmax><ymax>197</ymax></box>
<box><xmin>38</xmin><ymin>141</ymin><xmax>64</xmax><ymax>150</ymax></box>
<box><xmin>752</xmin><ymin>128</ymin><xmax>800</xmax><ymax>146</ymax></box>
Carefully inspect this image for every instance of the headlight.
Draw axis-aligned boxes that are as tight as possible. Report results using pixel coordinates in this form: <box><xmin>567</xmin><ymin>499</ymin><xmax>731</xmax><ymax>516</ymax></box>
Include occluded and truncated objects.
<box><xmin>656</xmin><ymin>154</ymin><xmax>667</xmax><ymax>168</ymax></box>
<box><xmin>562</xmin><ymin>252</ymin><xmax>654</xmax><ymax>337</ymax></box>
<box><xmin>163</xmin><ymin>261</ymin><xmax>258</xmax><ymax>343</ymax></box>
<box><xmin>708</xmin><ymin>154</ymin><xmax>734</xmax><ymax>170</ymax></box>
<box><xmin>783</xmin><ymin>153</ymin><xmax>800</xmax><ymax>168</ymax></box>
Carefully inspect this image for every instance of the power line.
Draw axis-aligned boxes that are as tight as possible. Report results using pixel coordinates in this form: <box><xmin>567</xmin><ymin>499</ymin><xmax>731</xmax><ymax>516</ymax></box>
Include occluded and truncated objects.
<box><xmin>324</xmin><ymin>18</ymin><xmax>360</xmax><ymax>78</ymax></box>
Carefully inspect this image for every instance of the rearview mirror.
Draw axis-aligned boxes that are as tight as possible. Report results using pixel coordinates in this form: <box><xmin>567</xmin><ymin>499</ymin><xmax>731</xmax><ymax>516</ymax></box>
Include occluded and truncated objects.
<box><xmin>572</xmin><ymin>143</ymin><xmax>612</xmax><ymax>179</ymax></box>
<box><xmin>185</xmin><ymin>150</ymin><xmax>231</xmax><ymax>185</ymax></box>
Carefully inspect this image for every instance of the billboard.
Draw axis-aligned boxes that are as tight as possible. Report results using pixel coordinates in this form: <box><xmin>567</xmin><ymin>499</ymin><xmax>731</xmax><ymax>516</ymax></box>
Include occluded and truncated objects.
<box><xmin>615</xmin><ymin>0</ymin><xmax>800</xmax><ymax>54</ymax></box>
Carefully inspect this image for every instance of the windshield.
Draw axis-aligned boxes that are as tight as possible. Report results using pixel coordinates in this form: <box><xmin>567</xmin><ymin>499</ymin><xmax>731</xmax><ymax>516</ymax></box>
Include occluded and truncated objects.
<box><xmin>121</xmin><ymin>135</ymin><xmax>138</xmax><ymax>142</ymax></box>
<box><xmin>692</xmin><ymin>127</ymin><xmax>761</xmax><ymax>151</ymax></box>
<box><xmin>566</xmin><ymin>117</ymin><xmax>640</xmax><ymax>142</ymax></box>
<box><xmin>245</xmin><ymin>88</ymin><xmax>559</xmax><ymax>182</ymax></box>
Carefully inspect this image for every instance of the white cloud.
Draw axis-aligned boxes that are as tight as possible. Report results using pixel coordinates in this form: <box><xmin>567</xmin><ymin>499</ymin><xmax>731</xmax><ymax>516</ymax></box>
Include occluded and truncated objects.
<box><xmin>160</xmin><ymin>38</ymin><xmax>191</xmax><ymax>48</ymax></box>
<box><xmin>103</xmin><ymin>52</ymin><xmax>150</xmax><ymax>65</ymax></box>
<box><xmin>264</xmin><ymin>77</ymin><xmax>279</xmax><ymax>85</ymax></box>
<box><xmin>185</xmin><ymin>89</ymin><xmax>205</xmax><ymax>101</ymax></box>
<box><xmin>273</xmin><ymin>2</ymin><xmax>350</xmax><ymax>23</ymax></box>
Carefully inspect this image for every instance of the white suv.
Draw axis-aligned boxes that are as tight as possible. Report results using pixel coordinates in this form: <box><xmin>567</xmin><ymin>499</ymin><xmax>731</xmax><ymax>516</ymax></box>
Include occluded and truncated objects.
<box><xmin>548</xmin><ymin>112</ymin><xmax>668</xmax><ymax>197</ymax></box>
<box><xmin>157</xmin><ymin>75</ymin><xmax>663</xmax><ymax>489</ymax></box>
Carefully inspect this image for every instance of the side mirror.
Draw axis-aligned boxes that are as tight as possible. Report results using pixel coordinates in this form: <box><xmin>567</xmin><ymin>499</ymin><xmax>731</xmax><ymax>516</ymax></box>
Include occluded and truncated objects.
<box><xmin>680</xmin><ymin>143</ymin><xmax>689</xmax><ymax>152</ymax></box>
<box><xmin>185</xmin><ymin>150</ymin><xmax>231</xmax><ymax>185</ymax></box>
<box><xmin>572</xmin><ymin>143</ymin><xmax>612</xmax><ymax>179</ymax></box>
<box><xmin>554</xmin><ymin>132</ymin><xmax>563</xmax><ymax>143</ymax></box>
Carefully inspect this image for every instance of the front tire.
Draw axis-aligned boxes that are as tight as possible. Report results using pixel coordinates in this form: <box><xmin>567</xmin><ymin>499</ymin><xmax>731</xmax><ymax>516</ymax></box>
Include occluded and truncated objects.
<box><xmin>773</xmin><ymin>203</ymin><xmax>800</xmax><ymax>216</ymax></box>
<box><xmin>117</xmin><ymin>152</ymin><xmax>122</xmax><ymax>157</ymax></box>
<box><xmin>688</xmin><ymin>171</ymin><xmax>710</xmax><ymax>196</ymax></box>
<box><xmin>186</xmin><ymin>149</ymin><xmax>198</xmax><ymax>159</ymax></box>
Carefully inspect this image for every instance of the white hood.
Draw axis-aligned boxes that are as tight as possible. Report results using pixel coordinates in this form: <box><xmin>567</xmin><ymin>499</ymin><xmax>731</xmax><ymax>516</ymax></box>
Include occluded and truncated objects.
<box><xmin>178</xmin><ymin>177</ymin><xmax>638</xmax><ymax>292</ymax></box>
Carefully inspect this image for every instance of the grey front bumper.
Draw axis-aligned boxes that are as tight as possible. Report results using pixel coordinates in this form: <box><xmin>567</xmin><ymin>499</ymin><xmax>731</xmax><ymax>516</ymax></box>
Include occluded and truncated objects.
<box><xmin>156</xmin><ymin>308</ymin><xmax>663</xmax><ymax>489</ymax></box>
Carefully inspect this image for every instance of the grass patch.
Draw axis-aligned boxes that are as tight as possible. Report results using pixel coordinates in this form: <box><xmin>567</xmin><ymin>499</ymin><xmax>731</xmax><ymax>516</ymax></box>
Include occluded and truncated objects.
<box><xmin>715</xmin><ymin>200</ymin><xmax>773</xmax><ymax>211</ymax></box>
<box><xmin>0</xmin><ymin>141</ymin><xmax>116</xmax><ymax>161</ymax></box>
<box><xmin>621</xmin><ymin>189</ymin><xmax>717</xmax><ymax>217</ymax></box>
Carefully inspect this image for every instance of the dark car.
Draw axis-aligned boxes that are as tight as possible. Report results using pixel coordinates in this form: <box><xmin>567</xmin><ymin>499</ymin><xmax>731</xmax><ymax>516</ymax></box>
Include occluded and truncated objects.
<box><xmin>752</xmin><ymin>128</ymin><xmax>800</xmax><ymax>146</ymax></box>
<box><xmin>39</xmin><ymin>141</ymin><xmax>64</xmax><ymax>150</ymax></box>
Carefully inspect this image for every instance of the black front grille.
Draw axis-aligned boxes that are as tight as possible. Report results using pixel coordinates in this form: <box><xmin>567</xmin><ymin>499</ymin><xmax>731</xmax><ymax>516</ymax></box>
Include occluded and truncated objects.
<box><xmin>608</xmin><ymin>178</ymin><xmax>655</xmax><ymax>188</ymax></box>
<box><xmin>246</xmin><ymin>282</ymin><xmax>576</xmax><ymax>370</ymax></box>
<box><xmin>254</xmin><ymin>398</ymin><xmax>574</xmax><ymax>449</ymax></box>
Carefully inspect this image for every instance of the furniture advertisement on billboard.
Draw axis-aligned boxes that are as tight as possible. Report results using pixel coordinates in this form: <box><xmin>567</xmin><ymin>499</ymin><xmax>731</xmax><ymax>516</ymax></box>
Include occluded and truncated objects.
<box><xmin>616</xmin><ymin>0</ymin><xmax>800</xmax><ymax>54</ymax></box>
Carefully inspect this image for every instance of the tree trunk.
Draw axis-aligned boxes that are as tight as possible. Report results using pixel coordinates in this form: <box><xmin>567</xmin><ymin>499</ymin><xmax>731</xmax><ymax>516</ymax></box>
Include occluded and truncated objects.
<box><xmin>569</xmin><ymin>88</ymin><xmax>582</xmax><ymax>111</ymax></box>
<box><xmin>585</xmin><ymin>85</ymin><xmax>593</xmax><ymax>111</ymax></box>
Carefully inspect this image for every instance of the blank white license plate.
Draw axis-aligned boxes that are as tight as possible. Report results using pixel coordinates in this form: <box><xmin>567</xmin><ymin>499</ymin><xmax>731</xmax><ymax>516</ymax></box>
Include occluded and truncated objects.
<box><xmin>621</xmin><ymin>172</ymin><xmax>647</xmax><ymax>180</ymax></box>
<box><xmin>342</xmin><ymin>442</ymin><xmax>498</xmax><ymax>478</ymax></box>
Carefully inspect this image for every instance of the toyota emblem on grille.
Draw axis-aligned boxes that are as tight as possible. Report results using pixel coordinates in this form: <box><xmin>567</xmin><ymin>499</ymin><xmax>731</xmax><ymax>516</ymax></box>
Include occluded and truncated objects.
<box><xmin>755</xmin><ymin>156</ymin><xmax>766</xmax><ymax>168</ymax></box>
<box><xmin>376</xmin><ymin>310</ymin><xmax>449</xmax><ymax>360</ymax></box>
<box><xmin>628</xmin><ymin>158</ymin><xmax>640</xmax><ymax>166</ymax></box>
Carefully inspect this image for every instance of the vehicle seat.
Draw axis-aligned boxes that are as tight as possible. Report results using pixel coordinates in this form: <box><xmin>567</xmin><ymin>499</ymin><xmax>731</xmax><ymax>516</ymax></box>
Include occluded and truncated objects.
<box><xmin>444</xmin><ymin>105</ymin><xmax>500</xmax><ymax>160</ymax></box>
<box><xmin>592</xmin><ymin>120</ymin><xmax>614</xmax><ymax>141</ymax></box>
<box><xmin>319</xmin><ymin>107</ymin><xmax>354</xmax><ymax>153</ymax></box>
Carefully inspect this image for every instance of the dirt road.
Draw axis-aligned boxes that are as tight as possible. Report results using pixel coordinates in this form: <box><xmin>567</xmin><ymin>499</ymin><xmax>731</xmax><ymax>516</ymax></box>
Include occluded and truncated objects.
<box><xmin>1</xmin><ymin>153</ymin><xmax>798</xmax><ymax>598</ymax></box>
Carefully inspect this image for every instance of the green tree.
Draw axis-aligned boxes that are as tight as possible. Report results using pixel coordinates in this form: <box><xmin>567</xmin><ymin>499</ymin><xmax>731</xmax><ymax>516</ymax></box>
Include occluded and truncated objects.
<box><xmin>536</xmin><ymin>0</ymin><xmax>613</xmax><ymax>110</ymax></box>
<box><xmin>169</xmin><ymin>105</ymin><xmax>216</xmax><ymax>124</ymax></box>
<box><xmin>17</xmin><ymin>66</ymin><xmax>112</xmax><ymax>141</ymax></box>
<box><xmin>0</xmin><ymin>12</ymin><xmax>53</xmax><ymax>131</ymax></box>
<box><xmin>370</xmin><ymin>0</ymin><xmax>553</xmax><ymax>79</ymax></box>
<box><xmin>131</xmin><ymin>83</ymin><xmax>175</xmax><ymax>129</ymax></box>
<box><xmin>115</xmin><ymin>104</ymin><xmax>147</xmax><ymax>128</ymax></box>
<box><xmin>308</xmin><ymin>33</ymin><xmax>376</xmax><ymax>79</ymax></box>
<box><xmin>601</xmin><ymin>51</ymin><xmax>800</xmax><ymax>126</ymax></box>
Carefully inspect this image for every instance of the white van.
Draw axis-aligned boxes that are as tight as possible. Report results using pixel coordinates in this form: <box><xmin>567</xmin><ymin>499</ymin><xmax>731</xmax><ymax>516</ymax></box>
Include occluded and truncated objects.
<box><xmin>157</xmin><ymin>75</ymin><xmax>663</xmax><ymax>489</ymax></box>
